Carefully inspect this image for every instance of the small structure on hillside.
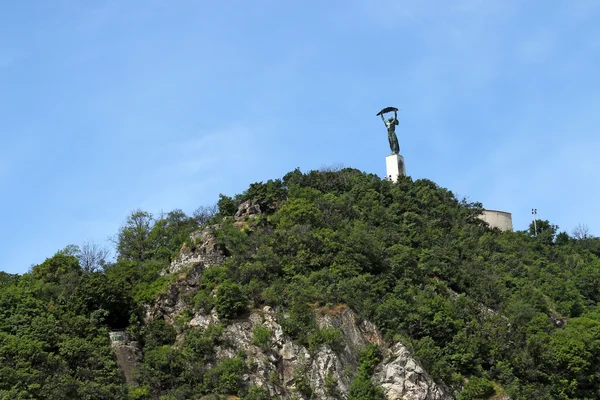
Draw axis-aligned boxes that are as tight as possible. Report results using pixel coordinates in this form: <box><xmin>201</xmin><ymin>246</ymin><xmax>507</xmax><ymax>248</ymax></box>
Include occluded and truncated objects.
<box><xmin>480</xmin><ymin>209</ymin><xmax>513</xmax><ymax>231</ymax></box>
<box><xmin>109</xmin><ymin>331</ymin><xmax>140</xmax><ymax>386</ymax></box>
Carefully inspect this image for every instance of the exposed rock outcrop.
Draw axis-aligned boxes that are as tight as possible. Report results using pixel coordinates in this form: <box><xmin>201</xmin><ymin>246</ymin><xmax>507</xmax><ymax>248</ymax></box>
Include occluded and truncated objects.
<box><xmin>165</xmin><ymin>199</ymin><xmax>262</xmax><ymax>276</ymax></box>
<box><xmin>149</xmin><ymin>226</ymin><xmax>224</xmax><ymax>322</ymax></box>
<box><xmin>373</xmin><ymin>343</ymin><xmax>451</xmax><ymax>400</ymax></box>
<box><xmin>182</xmin><ymin>305</ymin><xmax>451</xmax><ymax>400</ymax></box>
<box><xmin>144</xmin><ymin>217</ymin><xmax>454</xmax><ymax>399</ymax></box>
<box><xmin>234</xmin><ymin>199</ymin><xmax>262</xmax><ymax>221</ymax></box>
<box><xmin>165</xmin><ymin>225</ymin><xmax>225</xmax><ymax>275</ymax></box>
<box><xmin>145</xmin><ymin>262</ymin><xmax>205</xmax><ymax>323</ymax></box>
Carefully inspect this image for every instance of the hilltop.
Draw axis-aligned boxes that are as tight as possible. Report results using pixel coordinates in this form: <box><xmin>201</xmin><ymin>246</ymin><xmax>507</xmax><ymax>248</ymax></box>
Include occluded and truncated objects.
<box><xmin>1</xmin><ymin>167</ymin><xmax>600</xmax><ymax>399</ymax></box>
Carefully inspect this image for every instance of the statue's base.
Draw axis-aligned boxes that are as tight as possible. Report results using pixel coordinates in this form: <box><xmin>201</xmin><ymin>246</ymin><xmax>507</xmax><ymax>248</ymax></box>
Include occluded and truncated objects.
<box><xmin>386</xmin><ymin>154</ymin><xmax>406</xmax><ymax>182</ymax></box>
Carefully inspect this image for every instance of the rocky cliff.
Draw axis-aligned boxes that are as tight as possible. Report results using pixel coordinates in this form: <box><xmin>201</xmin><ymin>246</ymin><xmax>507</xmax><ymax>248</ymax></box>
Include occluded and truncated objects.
<box><xmin>135</xmin><ymin>222</ymin><xmax>453</xmax><ymax>400</ymax></box>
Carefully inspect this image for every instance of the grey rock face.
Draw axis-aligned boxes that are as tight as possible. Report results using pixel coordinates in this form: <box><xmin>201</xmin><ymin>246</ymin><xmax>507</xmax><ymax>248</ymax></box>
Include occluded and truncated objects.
<box><xmin>182</xmin><ymin>306</ymin><xmax>451</xmax><ymax>400</ymax></box>
<box><xmin>309</xmin><ymin>346</ymin><xmax>349</xmax><ymax>399</ymax></box>
<box><xmin>143</xmin><ymin>222</ymin><xmax>454</xmax><ymax>399</ymax></box>
<box><xmin>189</xmin><ymin>308</ymin><xmax>220</xmax><ymax>329</ymax></box>
<box><xmin>235</xmin><ymin>199</ymin><xmax>262</xmax><ymax>221</ymax></box>
<box><xmin>373</xmin><ymin>343</ymin><xmax>451</xmax><ymax>400</ymax></box>
<box><xmin>145</xmin><ymin>261</ymin><xmax>207</xmax><ymax>324</ymax></box>
<box><xmin>166</xmin><ymin>225</ymin><xmax>225</xmax><ymax>275</ymax></box>
<box><xmin>147</xmin><ymin>227</ymin><xmax>224</xmax><ymax>323</ymax></box>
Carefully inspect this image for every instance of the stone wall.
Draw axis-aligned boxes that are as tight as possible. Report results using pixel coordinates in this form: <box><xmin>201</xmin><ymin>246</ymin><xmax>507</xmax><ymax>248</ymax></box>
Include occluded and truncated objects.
<box><xmin>479</xmin><ymin>209</ymin><xmax>513</xmax><ymax>231</ymax></box>
<box><xmin>109</xmin><ymin>331</ymin><xmax>141</xmax><ymax>386</ymax></box>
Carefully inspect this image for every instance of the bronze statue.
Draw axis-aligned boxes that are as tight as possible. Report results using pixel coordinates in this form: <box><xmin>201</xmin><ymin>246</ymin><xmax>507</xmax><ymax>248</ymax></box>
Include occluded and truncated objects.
<box><xmin>377</xmin><ymin>107</ymin><xmax>399</xmax><ymax>154</ymax></box>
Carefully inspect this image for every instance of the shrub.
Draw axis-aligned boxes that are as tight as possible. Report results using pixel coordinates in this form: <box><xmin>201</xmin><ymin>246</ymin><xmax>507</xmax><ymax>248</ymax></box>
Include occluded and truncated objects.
<box><xmin>243</xmin><ymin>386</ymin><xmax>269</xmax><ymax>400</ymax></box>
<box><xmin>457</xmin><ymin>376</ymin><xmax>495</xmax><ymax>400</ymax></box>
<box><xmin>325</xmin><ymin>371</ymin><xmax>339</xmax><ymax>397</ymax></box>
<box><xmin>141</xmin><ymin>318</ymin><xmax>176</xmax><ymax>350</ymax></box>
<box><xmin>204</xmin><ymin>356</ymin><xmax>246</xmax><ymax>395</ymax></box>
<box><xmin>193</xmin><ymin>289</ymin><xmax>215</xmax><ymax>312</ymax></box>
<box><xmin>215</xmin><ymin>281</ymin><xmax>248</xmax><ymax>320</ymax></box>
<box><xmin>308</xmin><ymin>327</ymin><xmax>342</xmax><ymax>353</ymax></box>
<box><xmin>182</xmin><ymin>324</ymin><xmax>223</xmax><ymax>361</ymax></box>
<box><xmin>252</xmin><ymin>325</ymin><xmax>272</xmax><ymax>350</ymax></box>
<box><xmin>280</xmin><ymin>300</ymin><xmax>316</xmax><ymax>344</ymax></box>
<box><xmin>348</xmin><ymin>344</ymin><xmax>385</xmax><ymax>400</ymax></box>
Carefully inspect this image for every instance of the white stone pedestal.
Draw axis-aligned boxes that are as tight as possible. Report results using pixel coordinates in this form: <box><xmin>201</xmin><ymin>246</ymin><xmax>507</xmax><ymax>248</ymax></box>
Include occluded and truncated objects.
<box><xmin>386</xmin><ymin>154</ymin><xmax>406</xmax><ymax>182</ymax></box>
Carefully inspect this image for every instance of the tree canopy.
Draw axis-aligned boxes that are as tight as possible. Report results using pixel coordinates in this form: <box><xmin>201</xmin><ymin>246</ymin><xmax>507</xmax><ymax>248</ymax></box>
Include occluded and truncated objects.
<box><xmin>1</xmin><ymin>167</ymin><xmax>599</xmax><ymax>399</ymax></box>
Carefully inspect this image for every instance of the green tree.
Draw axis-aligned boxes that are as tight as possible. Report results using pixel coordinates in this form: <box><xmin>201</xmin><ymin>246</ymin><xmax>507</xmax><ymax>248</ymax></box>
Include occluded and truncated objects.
<box><xmin>215</xmin><ymin>281</ymin><xmax>248</xmax><ymax>320</ymax></box>
<box><xmin>69</xmin><ymin>271</ymin><xmax>133</xmax><ymax>329</ymax></box>
<box><xmin>116</xmin><ymin>209</ymin><xmax>154</xmax><ymax>262</ymax></box>
<box><xmin>217</xmin><ymin>194</ymin><xmax>238</xmax><ymax>217</ymax></box>
<box><xmin>142</xmin><ymin>318</ymin><xmax>177</xmax><ymax>350</ymax></box>
<box><xmin>148</xmin><ymin>209</ymin><xmax>198</xmax><ymax>261</ymax></box>
<box><xmin>529</xmin><ymin>219</ymin><xmax>558</xmax><ymax>244</ymax></box>
<box><xmin>457</xmin><ymin>376</ymin><xmax>495</xmax><ymax>400</ymax></box>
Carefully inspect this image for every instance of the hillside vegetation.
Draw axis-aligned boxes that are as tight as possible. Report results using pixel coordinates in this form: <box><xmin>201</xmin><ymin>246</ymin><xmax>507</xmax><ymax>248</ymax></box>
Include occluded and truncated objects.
<box><xmin>1</xmin><ymin>167</ymin><xmax>600</xmax><ymax>399</ymax></box>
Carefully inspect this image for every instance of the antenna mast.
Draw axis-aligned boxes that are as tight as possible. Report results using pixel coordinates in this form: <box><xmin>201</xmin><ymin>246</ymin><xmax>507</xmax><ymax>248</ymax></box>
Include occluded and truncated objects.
<box><xmin>531</xmin><ymin>208</ymin><xmax>538</xmax><ymax>236</ymax></box>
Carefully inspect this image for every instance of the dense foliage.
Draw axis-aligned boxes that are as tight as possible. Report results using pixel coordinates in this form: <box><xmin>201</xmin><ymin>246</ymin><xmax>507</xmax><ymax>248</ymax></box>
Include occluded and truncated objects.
<box><xmin>1</xmin><ymin>168</ymin><xmax>600</xmax><ymax>399</ymax></box>
<box><xmin>0</xmin><ymin>250</ymin><xmax>128</xmax><ymax>399</ymax></box>
<box><xmin>0</xmin><ymin>210</ymin><xmax>198</xmax><ymax>399</ymax></box>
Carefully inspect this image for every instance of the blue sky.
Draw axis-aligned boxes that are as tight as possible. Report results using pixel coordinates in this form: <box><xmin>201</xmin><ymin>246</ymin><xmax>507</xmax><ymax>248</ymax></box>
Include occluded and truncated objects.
<box><xmin>1</xmin><ymin>1</ymin><xmax>599</xmax><ymax>274</ymax></box>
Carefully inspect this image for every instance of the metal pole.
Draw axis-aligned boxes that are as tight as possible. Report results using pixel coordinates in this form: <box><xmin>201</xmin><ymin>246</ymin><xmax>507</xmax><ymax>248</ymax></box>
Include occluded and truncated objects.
<box><xmin>531</xmin><ymin>208</ymin><xmax>537</xmax><ymax>236</ymax></box>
